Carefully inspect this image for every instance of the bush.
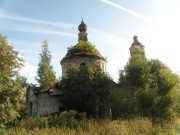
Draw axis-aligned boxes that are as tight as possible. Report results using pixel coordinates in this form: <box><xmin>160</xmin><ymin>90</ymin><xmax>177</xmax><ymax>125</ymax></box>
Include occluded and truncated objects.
<box><xmin>17</xmin><ymin>116</ymin><xmax>48</xmax><ymax>129</ymax></box>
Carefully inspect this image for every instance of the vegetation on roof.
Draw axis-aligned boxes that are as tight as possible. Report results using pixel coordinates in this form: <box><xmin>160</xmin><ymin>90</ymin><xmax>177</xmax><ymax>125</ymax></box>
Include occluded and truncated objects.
<box><xmin>66</xmin><ymin>41</ymin><xmax>102</xmax><ymax>57</ymax></box>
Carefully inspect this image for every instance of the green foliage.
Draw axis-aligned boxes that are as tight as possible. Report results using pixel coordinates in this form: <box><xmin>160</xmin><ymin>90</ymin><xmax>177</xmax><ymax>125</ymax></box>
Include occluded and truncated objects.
<box><xmin>35</xmin><ymin>40</ymin><xmax>58</xmax><ymax>92</ymax></box>
<box><xmin>148</xmin><ymin>59</ymin><xmax>180</xmax><ymax>118</ymax></box>
<box><xmin>0</xmin><ymin>34</ymin><xmax>25</xmax><ymax>128</ymax></box>
<box><xmin>49</xmin><ymin>110</ymin><xmax>86</xmax><ymax>128</ymax></box>
<box><xmin>15</xmin><ymin>116</ymin><xmax>49</xmax><ymax>129</ymax></box>
<box><xmin>114</xmin><ymin>55</ymin><xmax>180</xmax><ymax>119</ymax></box>
<box><xmin>170</xmin><ymin>88</ymin><xmax>180</xmax><ymax>118</ymax></box>
<box><xmin>66</xmin><ymin>41</ymin><xmax>102</xmax><ymax>56</ymax></box>
<box><xmin>62</xmin><ymin>66</ymin><xmax>112</xmax><ymax>118</ymax></box>
<box><xmin>149</xmin><ymin>59</ymin><xmax>180</xmax><ymax>95</ymax></box>
<box><xmin>110</xmin><ymin>87</ymin><xmax>138</xmax><ymax>119</ymax></box>
<box><xmin>119</xmin><ymin>54</ymin><xmax>151</xmax><ymax>88</ymax></box>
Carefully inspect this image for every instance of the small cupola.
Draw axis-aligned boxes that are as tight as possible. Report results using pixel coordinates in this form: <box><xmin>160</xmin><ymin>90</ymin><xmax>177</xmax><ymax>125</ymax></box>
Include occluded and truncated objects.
<box><xmin>78</xmin><ymin>19</ymin><xmax>88</xmax><ymax>42</ymax></box>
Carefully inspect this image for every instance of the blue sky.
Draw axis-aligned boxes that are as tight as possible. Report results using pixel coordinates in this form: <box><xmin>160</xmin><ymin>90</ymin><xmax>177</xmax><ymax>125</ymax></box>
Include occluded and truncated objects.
<box><xmin>0</xmin><ymin>0</ymin><xmax>180</xmax><ymax>84</ymax></box>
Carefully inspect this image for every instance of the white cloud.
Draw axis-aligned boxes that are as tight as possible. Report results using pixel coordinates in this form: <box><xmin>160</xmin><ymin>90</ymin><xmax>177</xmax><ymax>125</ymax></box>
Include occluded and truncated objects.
<box><xmin>11</xmin><ymin>27</ymin><xmax>77</xmax><ymax>37</ymax></box>
<box><xmin>20</xmin><ymin>62</ymin><xmax>37</xmax><ymax>84</ymax></box>
<box><xmin>0</xmin><ymin>12</ymin><xmax>77</xmax><ymax>37</ymax></box>
<box><xmin>99</xmin><ymin>0</ymin><xmax>153</xmax><ymax>23</ymax></box>
<box><xmin>0</xmin><ymin>10</ymin><xmax>76</xmax><ymax>28</ymax></box>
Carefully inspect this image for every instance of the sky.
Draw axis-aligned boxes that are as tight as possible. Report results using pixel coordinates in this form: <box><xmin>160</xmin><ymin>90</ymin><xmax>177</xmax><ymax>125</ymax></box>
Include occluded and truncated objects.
<box><xmin>0</xmin><ymin>0</ymin><xmax>180</xmax><ymax>84</ymax></box>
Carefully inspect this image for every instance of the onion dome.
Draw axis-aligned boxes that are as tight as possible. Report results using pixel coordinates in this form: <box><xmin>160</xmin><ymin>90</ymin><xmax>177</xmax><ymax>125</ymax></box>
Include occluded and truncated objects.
<box><xmin>78</xmin><ymin>20</ymin><xmax>87</xmax><ymax>32</ymax></box>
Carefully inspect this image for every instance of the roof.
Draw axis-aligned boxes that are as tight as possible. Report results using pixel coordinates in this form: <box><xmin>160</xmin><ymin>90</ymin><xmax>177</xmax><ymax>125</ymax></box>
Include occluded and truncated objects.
<box><xmin>65</xmin><ymin>41</ymin><xmax>102</xmax><ymax>57</ymax></box>
<box><xmin>49</xmin><ymin>88</ymin><xmax>63</xmax><ymax>95</ymax></box>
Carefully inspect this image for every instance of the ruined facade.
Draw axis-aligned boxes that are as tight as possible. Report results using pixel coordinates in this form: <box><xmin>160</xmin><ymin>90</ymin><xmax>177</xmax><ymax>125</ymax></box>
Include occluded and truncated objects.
<box><xmin>26</xmin><ymin>85</ymin><xmax>63</xmax><ymax>116</ymax></box>
<box><xmin>27</xmin><ymin>20</ymin><xmax>107</xmax><ymax>116</ymax></box>
<box><xmin>26</xmin><ymin>20</ymin><xmax>145</xmax><ymax>116</ymax></box>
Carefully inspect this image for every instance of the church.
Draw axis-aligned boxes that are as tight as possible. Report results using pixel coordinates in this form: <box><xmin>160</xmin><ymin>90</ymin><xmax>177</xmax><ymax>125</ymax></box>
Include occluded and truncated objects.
<box><xmin>26</xmin><ymin>20</ymin><xmax>145</xmax><ymax>116</ymax></box>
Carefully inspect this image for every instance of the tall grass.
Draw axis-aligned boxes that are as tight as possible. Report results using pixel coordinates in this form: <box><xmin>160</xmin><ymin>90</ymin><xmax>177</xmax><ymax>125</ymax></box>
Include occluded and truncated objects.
<box><xmin>0</xmin><ymin>117</ymin><xmax>180</xmax><ymax>135</ymax></box>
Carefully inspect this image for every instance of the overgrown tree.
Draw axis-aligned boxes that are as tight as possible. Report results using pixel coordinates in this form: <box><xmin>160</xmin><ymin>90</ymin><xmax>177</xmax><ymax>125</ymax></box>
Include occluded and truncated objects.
<box><xmin>112</xmin><ymin>55</ymin><xmax>180</xmax><ymax>119</ymax></box>
<box><xmin>147</xmin><ymin>59</ymin><xmax>180</xmax><ymax>118</ymax></box>
<box><xmin>119</xmin><ymin>54</ymin><xmax>151</xmax><ymax>88</ymax></box>
<box><xmin>110</xmin><ymin>87</ymin><xmax>138</xmax><ymax>119</ymax></box>
<box><xmin>36</xmin><ymin>40</ymin><xmax>58</xmax><ymax>92</ymax></box>
<box><xmin>62</xmin><ymin>66</ymin><xmax>113</xmax><ymax>119</ymax></box>
<box><xmin>0</xmin><ymin>34</ymin><xmax>25</xmax><ymax>127</ymax></box>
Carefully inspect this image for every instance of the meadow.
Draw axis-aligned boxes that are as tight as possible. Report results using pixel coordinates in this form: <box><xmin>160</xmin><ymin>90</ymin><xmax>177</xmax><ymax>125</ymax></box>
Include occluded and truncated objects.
<box><xmin>0</xmin><ymin>116</ymin><xmax>179</xmax><ymax>135</ymax></box>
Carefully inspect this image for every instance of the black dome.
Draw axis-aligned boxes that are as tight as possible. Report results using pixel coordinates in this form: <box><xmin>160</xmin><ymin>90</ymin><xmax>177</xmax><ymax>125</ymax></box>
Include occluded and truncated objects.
<box><xmin>78</xmin><ymin>20</ymin><xmax>87</xmax><ymax>32</ymax></box>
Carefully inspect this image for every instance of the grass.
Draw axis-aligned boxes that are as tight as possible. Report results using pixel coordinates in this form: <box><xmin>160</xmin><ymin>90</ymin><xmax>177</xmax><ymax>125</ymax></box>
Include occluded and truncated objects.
<box><xmin>0</xmin><ymin>117</ymin><xmax>180</xmax><ymax>135</ymax></box>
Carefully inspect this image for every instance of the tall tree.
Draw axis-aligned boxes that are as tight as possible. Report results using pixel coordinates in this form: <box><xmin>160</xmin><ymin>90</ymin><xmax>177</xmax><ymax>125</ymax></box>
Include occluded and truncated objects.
<box><xmin>0</xmin><ymin>34</ymin><xmax>25</xmax><ymax>127</ymax></box>
<box><xmin>119</xmin><ymin>54</ymin><xmax>151</xmax><ymax>88</ymax></box>
<box><xmin>112</xmin><ymin>55</ymin><xmax>180</xmax><ymax>119</ymax></box>
<box><xmin>147</xmin><ymin>59</ymin><xmax>180</xmax><ymax>118</ymax></box>
<box><xmin>36</xmin><ymin>40</ymin><xmax>58</xmax><ymax>92</ymax></box>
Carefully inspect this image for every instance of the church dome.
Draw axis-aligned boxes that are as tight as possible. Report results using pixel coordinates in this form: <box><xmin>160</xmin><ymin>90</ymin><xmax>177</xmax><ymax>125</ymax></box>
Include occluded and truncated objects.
<box><xmin>78</xmin><ymin>20</ymin><xmax>87</xmax><ymax>32</ymax></box>
<box><xmin>60</xmin><ymin>20</ymin><xmax>107</xmax><ymax>78</ymax></box>
<box><xmin>65</xmin><ymin>41</ymin><xmax>102</xmax><ymax>57</ymax></box>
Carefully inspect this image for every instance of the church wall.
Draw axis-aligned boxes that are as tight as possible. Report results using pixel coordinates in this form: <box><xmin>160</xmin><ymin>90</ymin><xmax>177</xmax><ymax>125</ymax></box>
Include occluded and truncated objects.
<box><xmin>61</xmin><ymin>55</ymin><xmax>107</xmax><ymax>78</ymax></box>
<box><xmin>27</xmin><ymin>86</ymin><xmax>38</xmax><ymax>116</ymax></box>
<box><xmin>27</xmin><ymin>87</ymin><xmax>62</xmax><ymax>116</ymax></box>
<box><xmin>37</xmin><ymin>93</ymin><xmax>62</xmax><ymax>115</ymax></box>
<box><xmin>129</xmin><ymin>45</ymin><xmax>145</xmax><ymax>56</ymax></box>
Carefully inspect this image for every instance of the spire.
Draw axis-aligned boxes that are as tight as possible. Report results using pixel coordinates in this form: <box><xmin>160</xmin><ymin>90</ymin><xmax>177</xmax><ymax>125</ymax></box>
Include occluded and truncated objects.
<box><xmin>78</xmin><ymin>19</ymin><xmax>88</xmax><ymax>42</ymax></box>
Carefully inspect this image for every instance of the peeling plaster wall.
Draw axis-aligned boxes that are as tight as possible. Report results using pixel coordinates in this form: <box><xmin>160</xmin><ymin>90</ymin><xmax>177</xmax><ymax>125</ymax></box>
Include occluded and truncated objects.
<box><xmin>37</xmin><ymin>93</ymin><xmax>62</xmax><ymax>115</ymax></box>
<box><xmin>61</xmin><ymin>55</ymin><xmax>107</xmax><ymax>78</ymax></box>
<box><xmin>27</xmin><ymin>87</ymin><xmax>63</xmax><ymax>116</ymax></box>
<box><xmin>129</xmin><ymin>45</ymin><xmax>145</xmax><ymax>56</ymax></box>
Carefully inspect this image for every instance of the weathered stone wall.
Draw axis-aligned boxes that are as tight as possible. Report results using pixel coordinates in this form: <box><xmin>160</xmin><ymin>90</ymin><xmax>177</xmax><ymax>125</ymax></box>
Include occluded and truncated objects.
<box><xmin>37</xmin><ymin>93</ymin><xmax>62</xmax><ymax>115</ymax></box>
<box><xmin>129</xmin><ymin>44</ymin><xmax>145</xmax><ymax>56</ymax></box>
<box><xmin>61</xmin><ymin>54</ymin><xmax>107</xmax><ymax>78</ymax></box>
<box><xmin>27</xmin><ymin>86</ymin><xmax>38</xmax><ymax>116</ymax></box>
<box><xmin>27</xmin><ymin>86</ymin><xmax>63</xmax><ymax>116</ymax></box>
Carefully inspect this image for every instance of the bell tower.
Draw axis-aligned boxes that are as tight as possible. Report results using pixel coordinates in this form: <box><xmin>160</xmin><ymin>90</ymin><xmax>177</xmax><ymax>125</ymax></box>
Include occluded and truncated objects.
<box><xmin>129</xmin><ymin>36</ymin><xmax>145</xmax><ymax>56</ymax></box>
